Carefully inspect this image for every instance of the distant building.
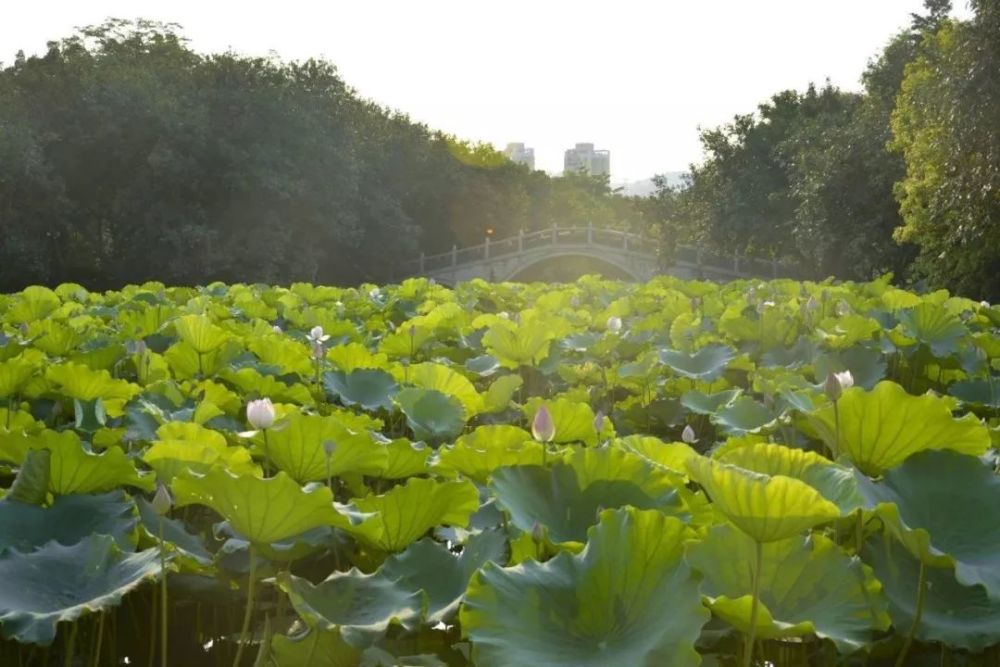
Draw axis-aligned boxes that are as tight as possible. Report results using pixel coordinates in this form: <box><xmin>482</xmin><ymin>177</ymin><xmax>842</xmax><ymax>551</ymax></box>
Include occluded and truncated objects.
<box><xmin>504</xmin><ymin>143</ymin><xmax>535</xmax><ymax>169</ymax></box>
<box><xmin>564</xmin><ymin>143</ymin><xmax>610</xmax><ymax>177</ymax></box>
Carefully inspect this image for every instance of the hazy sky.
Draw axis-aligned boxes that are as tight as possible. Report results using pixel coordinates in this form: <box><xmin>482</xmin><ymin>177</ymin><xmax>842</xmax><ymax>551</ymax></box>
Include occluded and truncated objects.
<box><xmin>0</xmin><ymin>1</ymin><xmax>971</xmax><ymax>181</ymax></box>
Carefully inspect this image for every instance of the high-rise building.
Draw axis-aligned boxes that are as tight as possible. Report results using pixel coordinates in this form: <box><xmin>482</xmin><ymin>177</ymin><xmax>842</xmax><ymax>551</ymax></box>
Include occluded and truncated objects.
<box><xmin>563</xmin><ymin>143</ymin><xmax>610</xmax><ymax>177</ymax></box>
<box><xmin>504</xmin><ymin>143</ymin><xmax>535</xmax><ymax>169</ymax></box>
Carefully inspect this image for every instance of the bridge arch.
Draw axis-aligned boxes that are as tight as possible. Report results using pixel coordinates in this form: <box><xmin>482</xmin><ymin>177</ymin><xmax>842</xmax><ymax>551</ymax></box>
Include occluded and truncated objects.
<box><xmin>499</xmin><ymin>249</ymin><xmax>645</xmax><ymax>282</ymax></box>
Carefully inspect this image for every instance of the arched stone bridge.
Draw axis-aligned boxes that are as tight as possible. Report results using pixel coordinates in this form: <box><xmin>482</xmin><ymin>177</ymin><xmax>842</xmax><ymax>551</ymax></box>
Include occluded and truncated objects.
<box><xmin>396</xmin><ymin>225</ymin><xmax>784</xmax><ymax>284</ymax></box>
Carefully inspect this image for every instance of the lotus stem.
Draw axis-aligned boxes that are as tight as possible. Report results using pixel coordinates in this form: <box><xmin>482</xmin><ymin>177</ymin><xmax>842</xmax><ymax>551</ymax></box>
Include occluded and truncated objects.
<box><xmin>894</xmin><ymin>560</ymin><xmax>927</xmax><ymax>667</ymax></box>
<box><xmin>831</xmin><ymin>399</ymin><xmax>841</xmax><ymax>459</ymax></box>
<box><xmin>262</xmin><ymin>430</ymin><xmax>271</xmax><ymax>477</ymax></box>
<box><xmin>742</xmin><ymin>540</ymin><xmax>764</xmax><ymax>667</ymax></box>
<box><xmin>855</xmin><ymin>510</ymin><xmax>864</xmax><ymax>555</ymax></box>
<box><xmin>159</xmin><ymin>518</ymin><xmax>168</xmax><ymax>667</ymax></box>
<box><xmin>91</xmin><ymin>613</ymin><xmax>105</xmax><ymax>667</ymax></box>
<box><xmin>303</xmin><ymin>629</ymin><xmax>321</xmax><ymax>666</ymax></box>
<box><xmin>232</xmin><ymin>547</ymin><xmax>258</xmax><ymax>667</ymax></box>
<box><xmin>64</xmin><ymin>621</ymin><xmax>78</xmax><ymax>667</ymax></box>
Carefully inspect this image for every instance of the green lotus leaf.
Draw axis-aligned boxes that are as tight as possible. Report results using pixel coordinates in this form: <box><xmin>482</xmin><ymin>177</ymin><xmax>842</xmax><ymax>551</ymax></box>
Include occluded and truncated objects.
<box><xmin>173</xmin><ymin>314</ymin><xmax>230</xmax><ymax>354</ymax></box>
<box><xmin>864</xmin><ymin>535</ymin><xmax>1000</xmax><ymax>652</ymax></box>
<box><xmin>482</xmin><ymin>374</ymin><xmax>523</xmax><ymax>414</ymax></box>
<box><xmin>218</xmin><ymin>367</ymin><xmax>314</xmax><ymax>406</ymax></box>
<box><xmin>856</xmin><ymin>450</ymin><xmax>1000</xmax><ymax>595</ymax></box>
<box><xmin>279</xmin><ymin>568</ymin><xmax>426</xmax><ymax>647</ymax></box>
<box><xmin>523</xmin><ymin>397</ymin><xmax>608</xmax><ymax>446</ymax></box>
<box><xmin>0</xmin><ymin>491</ymin><xmax>136</xmax><ymax>553</ymax></box>
<box><xmin>490</xmin><ymin>448</ymin><xmax>688</xmax><ymax>547</ymax></box>
<box><xmin>686</xmin><ymin>455</ymin><xmax>840</xmax><ymax>542</ymax></box>
<box><xmin>45</xmin><ymin>362</ymin><xmax>140</xmax><ymax>405</ymax></box>
<box><xmin>0</xmin><ymin>534</ymin><xmax>161</xmax><ymax>645</ymax></box>
<box><xmin>658</xmin><ymin>344</ymin><xmax>735</xmax><ymax>381</ymax></box>
<box><xmin>379</xmin><ymin>529</ymin><xmax>508</xmax><ymax>623</ymax></box>
<box><xmin>395</xmin><ymin>388</ymin><xmax>466</xmax><ymax>443</ymax></box>
<box><xmin>380</xmin><ymin>438</ymin><xmax>431</xmax><ymax>479</ymax></box>
<box><xmin>461</xmin><ymin>507</ymin><xmax>708</xmax><ymax>667</ymax></box>
<box><xmin>434</xmin><ymin>425</ymin><xmax>541</xmax><ymax>483</ymax></box>
<box><xmin>811</xmin><ymin>345</ymin><xmax>887</xmax><ymax>391</ymax></box>
<box><xmin>712</xmin><ymin>396</ymin><xmax>779</xmax><ymax>435</ymax></box>
<box><xmin>352</xmin><ymin>477</ymin><xmax>479</xmax><ymax>552</ymax></box>
<box><xmin>143</xmin><ymin>436</ymin><xmax>260</xmax><ymax>484</ymax></box>
<box><xmin>248</xmin><ymin>336</ymin><xmax>313</xmax><ymax>376</ymax></box>
<box><xmin>327</xmin><ymin>343</ymin><xmax>390</xmax><ymax>373</ymax></box>
<box><xmin>26</xmin><ymin>319</ymin><xmax>86</xmax><ymax>356</ymax></box>
<box><xmin>272</xmin><ymin>628</ymin><xmax>362</xmax><ymax>667</ymax></box>
<box><xmin>6</xmin><ymin>285</ymin><xmax>61</xmax><ymax>324</ymax></box>
<box><xmin>0</xmin><ymin>354</ymin><xmax>41</xmax><ymax>398</ymax></box>
<box><xmin>948</xmin><ymin>378</ymin><xmax>1000</xmax><ymax>408</ymax></box>
<box><xmin>45</xmin><ymin>431</ymin><xmax>154</xmax><ymax>494</ymax></box>
<box><xmin>481</xmin><ymin>321</ymin><xmax>552</xmax><ymax>369</ymax></box>
<box><xmin>718</xmin><ymin>442</ymin><xmax>862</xmax><ymax>514</ymax></box>
<box><xmin>7</xmin><ymin>448</ymin><xmax>50</xmax><ymax>505</ymax></box>
<box><xmin>679</xmin><ymin>389</ymin><xmax>742</xmax><ymax>415</ymax></box>
<box><xmin>405</xmin><ymin>363</ymin><xmax>484</xmax><ymax>416</ymax></box>
<box><xmin>323</xmin><ymin>369</ymin><xmax>399</xmax><ymax>412</ymax></box>
<box><xmin>171</xmin><ymin>468</ymin><xmax>350</xmax><ymax>545</ymax></box>
<box><xmin>615</xmin><ymin>435</ymin><xmax>697</xmax><ymax>476</ymax></box>
<box><xmin>895</xmin><ymin>303</ymin><xmax>967</xmax><ymax>357</ymax></box>
<box><xmin>465</xmin><ymin>354</ymin><xmax>501</xmax><ymax>377</ymax></box>
<box><xmin>166</xmin><ymin>341</ymin><xmax>242</xmax><ymax>381</ymax></box>
<box><xmin>135</xmin><ymin>496</ymin><xmax>212</xmax><ymax>566</ymax></box>
<box><xmin>252</xmin><ymin>413</ymin><xmax>387</xmax><ymax>484</ymax></box>
<box><xmin>805</xmin><ymin>381</ymin><xmax>990</xmax><ymax>476</ymax></box>
<box><xmin>686</xmin><ymin>524</ymin><xmax>889</xmax><ymax>652</ymax></box>
<box><xmin>815</xmin><ymin>314</ymin><xmax>882</xmax><ymax>349</ymax></box>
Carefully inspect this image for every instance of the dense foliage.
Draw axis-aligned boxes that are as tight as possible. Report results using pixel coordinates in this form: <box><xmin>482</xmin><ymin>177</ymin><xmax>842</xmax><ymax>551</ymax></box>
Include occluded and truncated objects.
<box><xmin>667</xmin><ymin>0</ymin><xmax>1000</xmax><ymax>298</ymax></box>
<box><xmin>1</xmin><ymin>276</ymin><xmax>999</xmax><ymax>665</ymax></box>
<box><xmin>0</xmin><ymin>20</ymin><xmax>655</xmax><ymax>292</ymax></box>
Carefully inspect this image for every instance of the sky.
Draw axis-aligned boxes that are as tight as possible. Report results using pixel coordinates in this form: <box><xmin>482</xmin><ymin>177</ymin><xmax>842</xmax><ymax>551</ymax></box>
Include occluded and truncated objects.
<box><xmin>0</xmin><ymin>1</ymin><xmax>972</xmax><ymax>182</ymax></box>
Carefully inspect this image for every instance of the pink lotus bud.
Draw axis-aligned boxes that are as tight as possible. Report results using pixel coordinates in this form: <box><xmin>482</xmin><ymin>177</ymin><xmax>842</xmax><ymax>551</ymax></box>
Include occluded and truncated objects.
<box><xmin>681</xmin><ymin>425</ymin><xmax>697</xmax><ymax>444</ymax></box>
<box><xmin>323</xmin><ymin>440</ymin><xmax>336</xmax><ymax>458</ymax></box>
<box><xmin>593</xmin><ymin>410</ymin><xmax>605</xmax><ymax>433</ymax></box>
<box><xmin>246</xmin><ymin>398</ymin><xmax>276</xmax><ymax>430</ymax></box>
<box><xmin>531</xmin><ymin>404</ymin><xmax>556</xmax><ymax>443</ymax></box>
<box><xmin>824</xmin><ymin>371</ymin><xmax>854</xmax><ymax>401</ymax></box>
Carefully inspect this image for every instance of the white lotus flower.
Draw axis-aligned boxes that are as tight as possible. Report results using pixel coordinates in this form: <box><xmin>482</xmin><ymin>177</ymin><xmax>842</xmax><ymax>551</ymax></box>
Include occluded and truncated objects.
<box><xmin>606</xmin><ymin>316</ymin><xmax>623</xmax><ymax>333</ymax></box>
<box><xmin>308</xmin><ymin>325</ymin><xmax>330</xmax><ymax>343</ymax></box>
<box><xmin>246</xmin><ymin>398</ymin><xmax>276</xmax><ymax>430</ymax></box>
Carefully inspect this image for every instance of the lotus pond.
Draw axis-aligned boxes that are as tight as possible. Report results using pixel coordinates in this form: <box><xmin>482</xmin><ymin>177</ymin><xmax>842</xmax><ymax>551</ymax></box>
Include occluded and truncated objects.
<box><xmin>1</xmin><ymin>276</ymin><xmax>999</xmax><ymax>666</ymax></box>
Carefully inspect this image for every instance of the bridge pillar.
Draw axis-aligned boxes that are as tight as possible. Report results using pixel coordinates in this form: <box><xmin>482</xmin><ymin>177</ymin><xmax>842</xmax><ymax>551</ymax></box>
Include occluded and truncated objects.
<box><xmin>734</xmin><ymin>253</ymin><xmax>740</xmax><ymax>274</ymax></box>
<box><xmin>587</xmin><ymin>223</ymin><xmax>593</xmax><ymax>244</ymax></box>
<box><xmin>552</xmin><ymin>223</ymin><xmax>558</xmax><ymax>245</ymax></box>
<box><xmin>623</xmin><ymin>233</ymin><xmax>629</xmax><ymax>251</ymax></box>
<box><xmin>451</xmin><ymin>245</ymin><xmax>457</xmax><ymax>267</ymax></box>
<box><xmin>518</xmin><ymin>229</ymin><xmax>524</xmax><ymax>253</ymax></box>
<box><xmin>419</xmin><ymin>252</ymin><xmax>425</xmax><ymax>273</ymax></box>
<box><xmin>485</xmin><ymin>235</ymin><xmax>491</xmax><ymax>260</ymax></box>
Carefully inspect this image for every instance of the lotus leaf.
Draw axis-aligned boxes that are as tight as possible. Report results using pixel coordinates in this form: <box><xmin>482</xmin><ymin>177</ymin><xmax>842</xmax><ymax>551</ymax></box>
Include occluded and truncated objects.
<box><xmin>0</xmin><ymin>491</ymin><xmax>136</xmax><ymax>553</ymax></box>
<box><xmin>323</xmin><ymin>369</ymin><xmax>399</xmax><ymax>412</ymax></box>
<box><xmin>658</xmin><ymin>344</ymin><xmax>735</xmax><ymax>381</ymax></box>
<box><xmin>434</xmin><ymin>425</ymin><xmax>541</xmax><ymax>483</ymax></box>
<box><xmin>461</xmin><ymin>507</ymin><xmax>708</xmax><ymax>667</ymax></box>
<box><xmin>395</xmin><ymin>388</ymin><xmax>466</xmax><ymax>443</ymax></box>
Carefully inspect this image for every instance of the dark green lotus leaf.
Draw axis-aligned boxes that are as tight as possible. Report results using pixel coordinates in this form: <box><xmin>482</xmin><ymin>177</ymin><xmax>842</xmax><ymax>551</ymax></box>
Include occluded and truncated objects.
<box><xmin>948</xmin><ymin>378</ymin><xmax>1000</xmax><ymax>408</ymax></box>
<box><xmin>864</xmin><ymin>535</ymin><xmax>1000</xmax><ymax>652</ymax></box>
<box><xmin>395</xmin><ymin>388</ymin><xmax>466</xmax><ymax>443</ymax></box>
<box><xmin>760</xmin><ymin>339</ymin><xmax>815</xmax><ymax>369</ymax></box>
<box><xmin>461</xmin><ymin>507</ymin><xmax>708</xmax><ymax>667</ymax></box>
<box><xmin>680</xmin><ymin>389</ymin><xmax>742</xmax><ymax>415</ymax></box>
<box><xmin>323</xmin><ymin>369</ymin><xmax>399</xmax><ymax>412</ymax></box>
<box><xmin>812</xmin><ymin>345</ymin><xmax>887</xmax><ymax>391</ymax></box>
<box><xmin>490</xmin><ymin>448</ymin><xmax>688</xmax><ymax>547</ymax></box>
<box><xmin>280</xmin><ymin>568</ymin><xmax>426</xmax><ymax>647</ymax></box>
<box><xmin>855</xmin><ymin>450</ymin><xmax>1000</xmax><ymax>596</ymax></box>
<box><xmin>0</xmin><ymin>491</ymin><xmax>137</xmax><ymax>553</ymax></box>
<box><xmin>379</xmin><ymin>529</ymin><xmax>507</xmax><ymax>623</ymax></box>
<box><xmin>712</xmin><ymin>396</ymin><xmax>779</xmax><ymax>434</ymax></box>
<box><xmin>686</xmin><ymin>524</ymin><xmax>889</xmax><ymax>652</ymax></box>
<box><xmin>135</xmin><ymin>496</ymin><xmax>212</xmax><ymax>566</ymax></box>
<box><xmin>0</xmin><ymin>534</ymin><xmax>161</xmax><ymax>645</ymax></box>
<box><xmin>658</xmin><ymin>344</ymin><xmax>735</xmax><ymax>381</ymax></box>
<box><xmin>6</xmin><ymin>448</ymin><xmax>50</xmax><ymax>505</ymax></box>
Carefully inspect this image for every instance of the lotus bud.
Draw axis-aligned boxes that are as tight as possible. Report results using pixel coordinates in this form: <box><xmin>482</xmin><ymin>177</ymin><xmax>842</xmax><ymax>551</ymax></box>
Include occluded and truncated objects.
<box><xmin>151</xmin><ymin>483</ymin><xmax>172</xmax><ymax>516</ymax></box>
<box><xmin>805</xmin><ymin>295</ymin><xmax>819</xmax><ymax>312</ymax></box>
<box><xmin>593</xmin><ymin>410</ymin><xmax>605</xmax><ymax>434</ymax></box>
<box><xmin>531</xmin><ymin>404</ymin><xmax>556</xmax><ymax>443</ymax></box>
<box><xmin>409</xmin><ymin>325</ymin><xmax>417</xmax><ymax>338</ymax></box>
<box><xmin>530</xmin><ymin>522</ymin><xmax>545</xmax><ymax>543</ymax></box>
<box><xmin>835</xmin><ymin>300</ymin><xmax>851</xmax><ymax>316</ymax></box>
<box><xmin>606</xmin><ymin>316</ymin><xmax>623</xmax><ymax>334</ymax></box>
<box><xmin>323</xmin><ymin>440</ymin><xmax>336</xmax><ymax>458</ymax></box>
<box><xmin>272</xmin><ymin>324</ymin><xmax>283</xmax><ymax>334</ymax></box>
<box><xmin>311</xmin><ymin>339</ymin><xmax>325</xmax><ymax>360</ymax></box>
<box><xmin>980</xmin><ymin>300</ymin><xmax>990</xmax><ymax>309</ymax></box>
<box><xmin>246</xmin><ymin>398</ymin><xmax>276</xmax><ymax>430</ymax></box>
<box><xmin>824</xmin><ymin>371</ymin><xmax>854</xmax><ymax>401</ymax></box>
<box><xmin>497</xmin><ymin>311</ymin><xmax>510</xmax><ymax>320</ymax></box>
<box><xmin>681</xmin><ymin>425</ymin><xmax>697</xmax><ymax>444</ymax></box>
<box><xmin>369</xmin><ymin>287</ymin><xmax>381</xmax><ymax>299</ymax></box>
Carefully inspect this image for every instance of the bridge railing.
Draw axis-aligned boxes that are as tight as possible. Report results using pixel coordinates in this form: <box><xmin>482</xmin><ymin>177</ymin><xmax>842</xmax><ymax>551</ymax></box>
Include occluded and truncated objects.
<box><xmin>399</xmin><ymin>225</ymin><xmax>793</xmax><ymax>281</ymax></box>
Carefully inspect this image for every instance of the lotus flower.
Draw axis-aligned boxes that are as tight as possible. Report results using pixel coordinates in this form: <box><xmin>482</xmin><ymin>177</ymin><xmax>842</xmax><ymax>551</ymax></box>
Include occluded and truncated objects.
<box><xmin>824</xmin><ymin>371</ymin><xmax>854</xmax><ymax>401</ymax></box>
<box><xmin>272</xmin><ymin>324</ymin><xmax>283</xmax><ymax>333</ymax></box>
<box><xmin>681</xmin><ymin>425</ymin><xmax>697</xmax><ymax>444</ymax></box>
<box><xmin>593</xmin><ymin>410</ymin><xmax>605</xmax><ymax>433</ymax></box>
<box><xmin>307</xmin><ymin>326</ymin><xmax>330</xmax><ymax>343</ymax></box>
<box><xmin>532</xmin><ymin>404</ymin><xmax>556</xmax><ymax>443</ymax></box>
<box><xmin>606</xmin><ymin>316</ymin><xmax>623</xmax><ymax>333</ymax></box>
<box><xmin>323</xmin><ymin>440</ymin><xmax>337</xmax><ymax>458</ymax></box>
<box><xmin>246</xmin><ymin>398</ymin><xmax>276</xmax><ymax>430</ymax></box>
<box><xmin>151</xmin><ymin>483</ymin><xmax>172</xmax><ymax>516</ymax></box>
